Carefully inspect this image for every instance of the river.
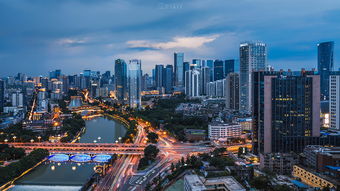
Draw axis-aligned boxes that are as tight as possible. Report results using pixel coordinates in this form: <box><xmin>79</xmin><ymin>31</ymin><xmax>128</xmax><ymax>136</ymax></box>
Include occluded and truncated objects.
<box><xmin>9</xmin><ymin>116</ymin><xmax>127</xmax><ymax>191</ymax></box>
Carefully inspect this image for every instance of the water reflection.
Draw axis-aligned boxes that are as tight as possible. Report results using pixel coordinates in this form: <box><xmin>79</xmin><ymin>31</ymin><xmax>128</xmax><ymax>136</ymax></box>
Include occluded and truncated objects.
<box><xmin>9</xmin><ymin>117</ymin><xmax>126</xmax><ymax>190</ymax></box>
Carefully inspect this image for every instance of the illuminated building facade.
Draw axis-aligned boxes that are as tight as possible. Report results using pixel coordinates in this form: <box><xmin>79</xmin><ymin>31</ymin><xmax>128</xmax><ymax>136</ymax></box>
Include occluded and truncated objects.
<box><xmin>239</xmin><ymin>41</ymin><xmax>267</xmax><ymax>113</ymax></box>
<box><xmin>127</xmin><ymin>59</ymin><xmax>142</xmax><ymax>108</ymax></box>
<box><xmin>252</xmin><ymin>70</ymin><xmax>320</xmax><ymax>154</ymax></box>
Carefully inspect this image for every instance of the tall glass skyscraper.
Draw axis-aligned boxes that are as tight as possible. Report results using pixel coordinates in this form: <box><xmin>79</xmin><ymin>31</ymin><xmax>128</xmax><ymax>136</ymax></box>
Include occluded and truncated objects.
<box><xmin>0</xmin><ymin>80</ymin><xmax>4</xmax><ymax>112</ymax></box>
<box><xmin>252</xmin><ymin>71</ymin><xmax>320</xmax><ymax>154</ymax></box>
<box><xmin>239</xmin><ymin>41</ymin><xmax>267</xmax><ymax>113</ymax></box>
<box><xmin>128</xmin><ymin>59</ymin><xmax>142</xmax><ymax>108</ymax></box>
<box><xmin>154</xmin><ymin>65</ymin><xmax>164</xmax><ymax>89</ymax></box>
<box><xmin>318</xmin><ymin>41</ymin><xmax>334</xmax><ymax>100</ymax></box>
<box><xmin>224</xmin><ymin>59</ymin><xmax>235</xmax><ymax>77</ymax></box>
<box><xmin>114</xmin><ymin>59</ymin><xmax>127</xmax><ymax>102</ymax></box>
<box><xmin>174</xmin><ymin>52</ymin><xmax>184</xmax><ymax>87</ymax></box>
<box><xmin>164</xmin><ymin>65</ymin><xmax>174</xmax><ymax>94</ymax></box>
<box><xmin>213</xmin><ymin>60</ymin><xmax>224</xmax><ymax>81</ymax></box>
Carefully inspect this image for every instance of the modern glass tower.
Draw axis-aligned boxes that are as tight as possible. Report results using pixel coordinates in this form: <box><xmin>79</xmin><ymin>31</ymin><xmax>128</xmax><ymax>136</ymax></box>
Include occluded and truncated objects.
<box><xmin>164</xmin><ymin>65</ymin><xmax>174</xmax><ymax>94</ymax></box>
<box><xmin>114</xmin><ymin>59</ymin><xmax>127</xmax><ymax>102</ymax></box>
<box><xmin>174</xmin><ymin>52</ymin><xmax>184</xmax><ymax>87</ymax></box>
<box><xmin>201</xmin><ymin>67</ymin><xmax>211</xmax><ymax>95</ymax></box>
<box><xmin>239</xmin><ymin>41</ymin><xmax>267</xmax><ymax>113</ymax></box>
<box><xmin>318</xmin><ymin>41</ymin><xmax>334</xmax><ymax>100</ymax></box>
<box><xmin>0</xmin><ymin>80</ymin><xmax>4</xmax><ymax>112</ymax></box>
<box><xmin>252</xmin><ymin>70</ymin><xmax>320</xmax><ymax>154</ymax></box>
<box><xmin>154</xmin><ymin>65</ymin><xmax>164</xmax><ymax>89</ymax></box>
<box><xmin>128</xmin><ymin>59</ymin><xmax>142</xmax><ymax>108</ymax></box>
<box><xmin>224</xmin><ymin>59</ymin><xmax>235</xmax><ymax>77</ymax></box>
<box><xmin>213</xmin><ymin>60</ymin><xmax>224</xmax><ymax>81</ymax></box>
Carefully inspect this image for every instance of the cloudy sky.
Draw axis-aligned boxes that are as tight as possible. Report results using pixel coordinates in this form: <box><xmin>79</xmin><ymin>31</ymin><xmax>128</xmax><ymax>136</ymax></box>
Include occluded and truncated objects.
<box><xmin>1</xmin><ymin>0</ymin><xmax>340</xmax><ymax>76</ymax></box>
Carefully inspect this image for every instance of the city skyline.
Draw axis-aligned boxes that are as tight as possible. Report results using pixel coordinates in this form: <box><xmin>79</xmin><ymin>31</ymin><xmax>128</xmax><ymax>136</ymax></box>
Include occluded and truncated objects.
<box><xmin>1</xmin><ymin>0</ymin><xmax>340</xmax><ymax>76</ymax></box>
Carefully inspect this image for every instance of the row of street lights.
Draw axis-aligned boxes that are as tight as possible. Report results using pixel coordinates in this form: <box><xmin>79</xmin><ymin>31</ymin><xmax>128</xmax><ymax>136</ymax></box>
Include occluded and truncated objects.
<box><xmin>3</xmin><ymin>135</ymin><xmax>42</xmax><ymax>143</ymax></box>
<box><xmin>92</xmin><ymin>136</ymin><xmax>122</xmax><ymax>144</ymax></box>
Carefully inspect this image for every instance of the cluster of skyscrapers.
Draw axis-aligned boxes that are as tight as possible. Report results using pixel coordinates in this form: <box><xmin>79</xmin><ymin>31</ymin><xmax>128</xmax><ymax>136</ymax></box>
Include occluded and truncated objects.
<box><xmin>114</xmin><ymin>59</ymin><xmax>142</xmax><ymax>108</ymax></box>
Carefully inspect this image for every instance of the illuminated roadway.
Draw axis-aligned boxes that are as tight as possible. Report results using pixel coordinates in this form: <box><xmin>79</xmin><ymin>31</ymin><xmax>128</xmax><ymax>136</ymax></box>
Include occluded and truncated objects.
<box><xmin>4</xmin><ymin>142</ymin><xmax>146</xmax><ymax>155</ymax></box>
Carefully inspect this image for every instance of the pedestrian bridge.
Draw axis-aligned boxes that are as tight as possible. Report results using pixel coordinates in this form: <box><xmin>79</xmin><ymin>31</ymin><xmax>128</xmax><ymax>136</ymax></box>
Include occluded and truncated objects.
<box><xmin>5</xmin><ymin>142</ymin><xmax>145</xmax><ymax>155</ymax></box>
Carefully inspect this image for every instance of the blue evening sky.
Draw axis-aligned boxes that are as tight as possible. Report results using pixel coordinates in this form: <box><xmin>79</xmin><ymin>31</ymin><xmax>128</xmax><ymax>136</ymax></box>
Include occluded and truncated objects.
<box><xmin>0</xmin><ymin>0</ymin><xmax>340</xmax><ymax>76</ymax></box>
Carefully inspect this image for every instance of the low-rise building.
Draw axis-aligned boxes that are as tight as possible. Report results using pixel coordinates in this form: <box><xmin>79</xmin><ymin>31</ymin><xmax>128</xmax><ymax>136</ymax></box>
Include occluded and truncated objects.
<box><xmin>260</xmin><ymin>153</ymin><xmax>299</xmax><ymax>175</ymax></box>
<box><xmin>303</xmin><ymin>145</ymin><xmax>340</xmax><ymax>179</ymax></box>
<box><xmin>292</xmin><ymin>165</ymin><xmax>338</xmax><ymax>189</ymax></box>
<box><xmin>184</xmin><ymin>175</ymin><xmax>206</xmax><ymax>191</ymax></box>
<box><xmin>184</xmin><ymin>174</ymin><xmax>245</xmax><ymax>191</ymax></box>
<box><xmin>208</xmin><ymin>123</ymin><xmax>241</xmax><ymax>141</ymax></box>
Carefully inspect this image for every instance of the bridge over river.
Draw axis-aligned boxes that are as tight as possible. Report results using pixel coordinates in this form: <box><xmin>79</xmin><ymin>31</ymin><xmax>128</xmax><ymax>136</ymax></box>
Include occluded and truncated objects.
<box><xmin>4</xmin><ymin>142</ymin><xmax>146</xmax><ymax>155</ymax></box>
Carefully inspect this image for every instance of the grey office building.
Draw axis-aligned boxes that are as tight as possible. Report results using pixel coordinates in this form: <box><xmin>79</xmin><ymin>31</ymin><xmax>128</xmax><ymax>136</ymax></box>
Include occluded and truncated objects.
<box><xmin>252</xmin><ymin>70</ymin><xmax>320</xmax><ymax>154</ymax></box>
<box><xmin>318</xmin><ymin>41</ymin><xmax>334</xmax><ymax>100</ymax></box>
<box><xmin>114</xmin><ymin>59</ymin><xmax>127</xmax><ymax>102</ymax></box>
<box><xmin>128</xmin><ymin>59</ymin><xmax>142</xmax><ymax>108</ymax></box>
<box><xmin>225</xmin><ymin>73</ymin><xmax>239</xmax><ymax>110</ymax></box>
<box><xmin>0</xmin><ymin>80</ymin><xmax>4</xmax><ymax>113</ymax></box>
<box><xmin>240</xmin><ymin>41</ymin><xmax>267</xmax><ymax>113</ymax></box>
<box><xmin>174</xmin><ymin>52</ymin><xmax>184</xmax><ymax>87</ymax></box>
<box><xmin>164</xmin><ymin>65</ymin><xmax>174</xmax><ymax>94</ymax></box>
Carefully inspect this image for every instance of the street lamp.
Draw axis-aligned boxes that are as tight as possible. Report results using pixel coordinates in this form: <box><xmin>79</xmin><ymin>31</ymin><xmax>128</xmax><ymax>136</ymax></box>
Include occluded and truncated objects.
<box><xmin>13</xmin><ymin>136</ymin><xmax>17</xmax><ymax>142</ymax></box>
<box><xmin>93</xmin><ymin>140</ymin><xmax>97</xmax><ymax>143</ymax></box>
<box><xmin>38</xmin><ymin>136</ymin><xmax>41</xmax><ymax>142</ymax></box>
<box><xmin>30</xmin><ymin>139</ymin><xmax>34</xmax><ymax>143</ymax></box>
<box><xmin>97</xmin><ymin>137</ymin><xmax>101</xmax><ymax>141</ymax></box>
<box><xmin>4</xmin><ymin>139</ymin><xmax>8</xmax><ymax>143</ymax></box>
<box><xmin>115</xmin><ymin>140</ymin><xmax>118</xmax><ymax>144</ymax></box>
<box><xmin>118</xmin><ymin>137</ymin><xmax>122</xmax><ymax>142</ymax></box>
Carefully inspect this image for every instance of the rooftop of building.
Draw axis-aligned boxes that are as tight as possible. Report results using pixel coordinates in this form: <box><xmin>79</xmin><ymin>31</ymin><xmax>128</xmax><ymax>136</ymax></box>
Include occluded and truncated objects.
<box><xmin>204</xmin><ymin>176</ymin><xmax>245</xmax><ymax>191</ymax></box>
<box><xmin>294</xmin><ymin>165</ymin><xmax>340</xmax><ymax>186</ymax></box>
<box><xmin>184</xmin><ymin>175</ymin><xmax>206</xmax><ymax>191</ymax></box>
<box><xmin>184</xmin><ymin>129</ymin><xmax>206</xmax><ymax>135</ymax></box>
<box><xmin>209</xmin><ymin>122</ymin><xmax>241</xmax><ymax>127</ymax></box>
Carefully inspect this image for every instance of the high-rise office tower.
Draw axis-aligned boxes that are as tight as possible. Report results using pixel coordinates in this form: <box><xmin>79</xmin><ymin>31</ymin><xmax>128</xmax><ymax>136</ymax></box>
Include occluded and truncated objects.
<box><xmin>141</xmin><ymin>73</ymin><xmax>150</xmax><ymax>91</ymax></box>
<box><xmin>174</xmin><ymin>52</ymin><xmax>184</xmax><ymax>87</ymax></box>
<box><xmin>154</xmin><ymin>65</ymin><xmax>164</xmax><ymax>89</ymax></box>
<box><xmin>127</xmin><ymin>59</ymin><xmax>142</xmax><ymax>108</ymax></box>
<box><xmin>224</xmin><ymin>59</ymin><xmax>235</xmax><ymax>77</ymax></box>
<box><xmin>201</xmin><ymin>67</ymin><xmax>211</xmax><ymax>95</ymax></box>
<box><xmin>0</xmin><ymin>80</ymin><xmax>4</xmax><ymax>112</ymax></box>
<box><xmin>206</xmin><ymin>60</ymin><xmax>214</xmax><ymax>81</ymax></box>
<box><xmin>164</xmin><ymin>65</ymin><xmax>174</xmax><ymax>94</ymax></box>
<box><xmin>252</xmin><ymin>70</ymin><xmax>320</xmax><ymax>154</ymax></box>
<box><xmin>183</xmin><ymin>62</ymin><xmax>190</xmax><ymax>86</ymax></box>
<box><xmin>114</xmin><ymin>59</ymin><xmax>127</xmax><ymax>102</ymax></box>
<box><xmin>90</xmin><ymin>83</ymin><xmax>98</xmax><ymax>98</ymax></box>
<box><xmin>318</xmin><ymin>41</ymin><xmax>334</xmax><ymax>100</ymax></box>
<box><xmin>192</xmin><ymin>59</ymin><xmax>201</xmax><ymax>69</ymax></box>
<box><xmin>185</xmin><ymin>69</ymin><xmax>201</xmax><ymax>97</ymax></box>
<box><xmin>329</xmin><ymin>72</ymin><xmax>340</xmax><ymax>130</ymax></box>
<box><xmin>60</xmin><ymin>75</ymin><xmax>69</xmax><ymax>93</ymax></box>
<box><xmin>83</xmin><ymin>70</ymin><xmax>92</xmax><ymax>77</ymax></box>
<box><xmin>49</xmin><ymin>69</ymin><xmax>61</xmax><ymax>79</ymax></box>
<box><xmin>240</xmin><ymin>41</ymin><xmax>267</xmax><ymax>113</ymax></box>
<box><xmin>225</xmin><ymin>73</ymin><xmax>239</xmax><ymax>110</ymax></box>
<box><xmin>213</xmin><ymin>60</ymin><xmax>224</xmax><ymax>81</ymax></box>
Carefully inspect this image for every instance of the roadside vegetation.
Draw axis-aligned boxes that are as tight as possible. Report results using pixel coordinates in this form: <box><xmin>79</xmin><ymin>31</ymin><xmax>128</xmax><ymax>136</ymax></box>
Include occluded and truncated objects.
<box><xmin>60</xmin><ymin>114</ymin><xmax>85</xmax><ymax>142</ymax></box>
<box><xmin>138</xmin><ymin>145</ymin><xmax>160</xmax><ymax>170</ymax></box>
<box><xmin>0</xmin><ymin>149</ymin><xmax>49</xmax><ymax>185</ymax></box>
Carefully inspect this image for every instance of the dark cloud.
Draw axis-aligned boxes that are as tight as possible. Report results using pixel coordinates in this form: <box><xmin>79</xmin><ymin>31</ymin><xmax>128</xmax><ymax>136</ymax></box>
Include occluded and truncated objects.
<box><xmin>0</xmin><ymin>0</ymin><xmax>340</xmax><ymax>76</ymax></box>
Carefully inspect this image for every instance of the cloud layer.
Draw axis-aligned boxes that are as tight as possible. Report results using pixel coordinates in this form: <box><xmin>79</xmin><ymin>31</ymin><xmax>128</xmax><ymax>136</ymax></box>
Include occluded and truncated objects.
<box><xmin>0</xmin><ymin>0</ymin><xmax>340</xmax><ymax>76</ymax></box>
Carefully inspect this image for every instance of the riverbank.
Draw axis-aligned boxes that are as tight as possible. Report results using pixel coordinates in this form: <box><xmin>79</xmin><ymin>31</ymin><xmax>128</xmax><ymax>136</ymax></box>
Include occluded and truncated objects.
<box><xmin>0</xmin><ymin>150</ymin><xmax>49</xmax><ymax>191</ymax></box>
<box><xmin>6</xmin><ymin>117</ymin><xmax>127</xmax><ymax>190</ymax></box>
